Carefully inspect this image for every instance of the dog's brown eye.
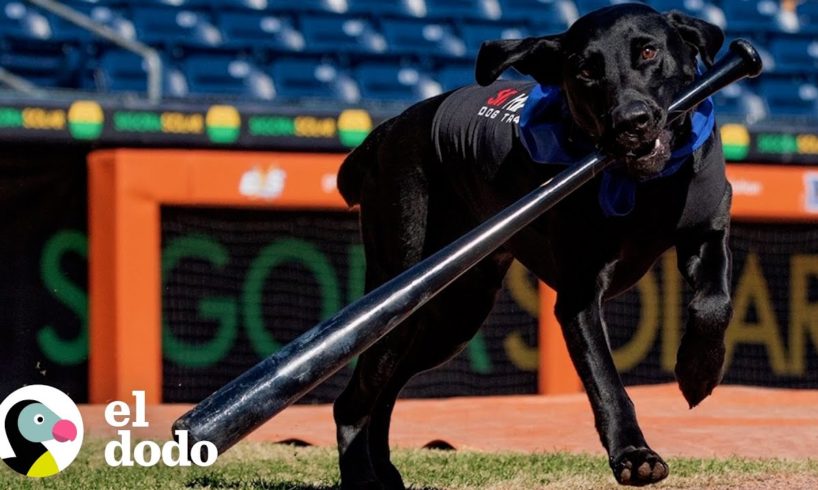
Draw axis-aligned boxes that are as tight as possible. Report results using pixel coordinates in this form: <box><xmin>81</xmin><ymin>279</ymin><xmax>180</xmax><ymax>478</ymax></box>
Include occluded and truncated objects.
<box><xmin>641</xmin><ymin>47</ymin><xmax>657</xmax><ymax>61</ymax></box>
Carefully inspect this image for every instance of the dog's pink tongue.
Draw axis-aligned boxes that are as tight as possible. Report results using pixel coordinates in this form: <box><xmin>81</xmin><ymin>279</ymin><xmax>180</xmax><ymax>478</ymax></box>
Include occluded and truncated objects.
<box><xmin>52</xmin><ymin>419</ymin><xmax>77</xmax><ymax>442</ymax></box>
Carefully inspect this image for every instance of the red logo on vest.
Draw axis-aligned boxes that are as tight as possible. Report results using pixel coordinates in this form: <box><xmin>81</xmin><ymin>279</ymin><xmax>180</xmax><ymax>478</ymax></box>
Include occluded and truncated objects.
<box><xmin>487</xmin><ymin>88</ymin><xmax>519</xmax><ymax>107</ymax></box>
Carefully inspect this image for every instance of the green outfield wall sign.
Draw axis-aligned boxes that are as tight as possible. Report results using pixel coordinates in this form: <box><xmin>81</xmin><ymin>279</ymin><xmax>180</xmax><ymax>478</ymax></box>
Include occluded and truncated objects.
<box><xmin>0</xmin><ymin>98</ymin><xmax>375</xmax><ymax>150</ymax></box>
<box><xmin>0</xmin><ymin>97</ymin><xmax>813</xmax><ymax>162</ymax></box>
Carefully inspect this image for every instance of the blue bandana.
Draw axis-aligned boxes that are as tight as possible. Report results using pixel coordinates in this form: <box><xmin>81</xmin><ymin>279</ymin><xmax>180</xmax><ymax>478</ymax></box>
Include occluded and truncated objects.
<box><xmin>517</xmin><ymin>84</ymin><xmax>715</xmax><ymax>217</ymax></box>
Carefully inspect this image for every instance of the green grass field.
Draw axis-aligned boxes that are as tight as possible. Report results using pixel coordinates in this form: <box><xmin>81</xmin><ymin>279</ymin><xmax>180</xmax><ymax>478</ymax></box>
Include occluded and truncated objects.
<box><xmin>3</xmin><ymin>439</ymin><xmax>818</xmax><ymax>489</ymax></box>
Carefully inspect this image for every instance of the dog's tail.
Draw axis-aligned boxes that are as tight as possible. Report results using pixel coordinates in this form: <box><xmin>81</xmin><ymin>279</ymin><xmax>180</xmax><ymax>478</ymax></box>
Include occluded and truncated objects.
<box><xmin>337</xmin><ymin>120</ymin><xmax>390</xmax><ymax>206</ymax></box>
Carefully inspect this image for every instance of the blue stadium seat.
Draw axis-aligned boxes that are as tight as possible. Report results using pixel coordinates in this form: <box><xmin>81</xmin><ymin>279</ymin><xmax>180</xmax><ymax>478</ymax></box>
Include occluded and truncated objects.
<box><xmin>299</xmin><ymin>14</ymin><xmax>386</xmax><ymax>55</ymax></box>
<box><xmin>424</xmin><ymin>0</ymin><xmax>502</xmax><ymax>21</ymax></box>
<box><xmin>498</xmin><ymin>0</ymin><xmax>574</xmax><ymax>26</ymax></box>
<box><xmin>92</xmin><ymin>49</ymin><xmax>189</xmax><ymax>97</ymax></box>
<box><xmin>769</xmin><ymin>36</ymin><xmax>818</xmax><ymax>75</ymax></box>
<box><xmin>720</xmin><ymin>0</ymin><xmax>780</xmax><ymax>33</ymax></box>
<box><xmin>208</xmin><ymin>0</ymin><xmax>269</xmax><ymax>10</ymax></box>
<box><xmin>458</xmin><ymin>22</ymin><xmax>527</xmax><ymax>57</ymax></box>
<box><xmin>49</xmin><ymin>4</ymin><xmax>136</xmax><ymax>42</ymax></box>
<box><xmin>796</xmin><ymin>2</ymin><xmax>818</xmax><ymax>34</ymax></box>
<box><xmin>131</xmin><ymin>6</ymin><xmax>222</xmax><ymax>47</ymax></box>
<box><xmin>217</xmin><ymin>12</ymin><xmax>304</xmax><ymax>52</ymax></box>
<box><xmin>574</xmin><ymin>0</ymin><xmax>645</xmax><ymax>15</ymax></box>
<box><xmin>647</xmin><ymin>0</ymin><xmax>726</xmax><ymax>30</ymax></box>
<box><xmin>182</xmin><ymin>53</ymin><xmax>274</xmax><ymax>99</ymax></box>
<box><xmin>346</xmin><ymin>0</ymin><xmax>423</xmax><ymax>18</ymax></box>
<box><xmin>0</xmin><ymin>0</ymin><xmax>53</xmax><ymax>41</ymax></box>
<box><xmin>711</xmin><ymin>81</ymin><xmax>766</xmax><ymax>123</ymax></box>
<box><xmin>756</xmin><ymin>77</ymin><xmax>818</xmax><ymax>118</ymax></box>
<box><xmin>268</xmin><ymin>57</ymin><xmax>359</xmax><ymax>103</ymax></box>
<box><xmin>122</xmin><ymin>0</ymin><xmax>211</xmax><ymax>7</ymax></box>
<box><xmin>0</xmin><ymin>39</ymin><xmax>83</xmax><ymax>88</ymax></box>
<box><xmin>353</xmin><ymin>61</ymin><xmax>441</xmax><ymax>102</ymax></box>
<box><xmin>265</xmin><ymin>0</ymin><xmax>346</xmax><ymax>14</ymax></box>
<box><xmin>381</xmin><ymin>18</ymin><xmax>466</xmax><ymax>58</ymax></box>
<box><xmin>435</xmin><ymin>62</ymin><xmax>475</xmax><ymax>91</ymax></box>
<box><xmin>648</xmin><ymin>0</ymin><xmax>703</xmax><ymax>14</ymax></box>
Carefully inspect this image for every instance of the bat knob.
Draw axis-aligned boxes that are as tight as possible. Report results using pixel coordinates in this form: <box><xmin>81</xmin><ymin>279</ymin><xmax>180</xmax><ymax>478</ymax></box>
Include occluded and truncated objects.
<box><xmin>729</xmin><ymin>39</ymin><xmax>764</xmax><ymax>79</ymax></box>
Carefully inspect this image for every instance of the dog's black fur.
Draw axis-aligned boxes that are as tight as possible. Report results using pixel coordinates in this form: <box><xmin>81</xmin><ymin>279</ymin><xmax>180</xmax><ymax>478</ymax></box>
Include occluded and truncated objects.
<box><xmin>334</xmin><ymin>4</ymin><xmax>732</xmax><ymax>487</ymax></box>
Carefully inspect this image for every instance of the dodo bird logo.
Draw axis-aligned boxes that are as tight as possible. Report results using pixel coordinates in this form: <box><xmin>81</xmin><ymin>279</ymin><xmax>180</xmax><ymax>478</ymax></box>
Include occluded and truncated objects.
<box><xmin>0</xmin><ymin>385</ymin><xmax>83</xmax><ymax>478</ymax></box>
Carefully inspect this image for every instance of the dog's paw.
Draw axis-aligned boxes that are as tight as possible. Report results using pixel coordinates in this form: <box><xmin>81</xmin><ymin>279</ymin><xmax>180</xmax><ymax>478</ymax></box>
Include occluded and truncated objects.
<box><xmin>610</xmin><ymin>446</ymin><xmax>669</xmax><ymax>486</ymax></box>
<box><xmin>674</xmin><ymin>333</ymin><xmax>726</xmax><ymax>408</ymax></box>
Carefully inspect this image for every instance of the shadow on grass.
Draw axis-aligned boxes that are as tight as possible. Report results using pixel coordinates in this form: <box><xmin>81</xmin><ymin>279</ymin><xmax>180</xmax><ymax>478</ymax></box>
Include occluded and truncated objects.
<box><xmin>186</xmin><ymin>475</ymin><xmax>442</xmax><ymax>490</ymax></box>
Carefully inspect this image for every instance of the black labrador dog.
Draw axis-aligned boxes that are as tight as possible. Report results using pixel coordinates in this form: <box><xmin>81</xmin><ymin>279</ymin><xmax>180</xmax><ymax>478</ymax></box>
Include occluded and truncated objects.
<box><xmin>335</xmin><ymin>3</ymin><xmax>731</xmax><ymax>487</ymax></box>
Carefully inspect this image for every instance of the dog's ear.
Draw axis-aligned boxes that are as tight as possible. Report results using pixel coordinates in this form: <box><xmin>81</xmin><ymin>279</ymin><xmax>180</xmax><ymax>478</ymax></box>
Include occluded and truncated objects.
<box><xmin>475</xmin><ymin>35</ymin><xmax>562</xmax><ymax>86</ymax></box>
<box><xmin>664</xmin><ymin>11</ymin><xmax>724</xmax><ymax>67</ymax></box>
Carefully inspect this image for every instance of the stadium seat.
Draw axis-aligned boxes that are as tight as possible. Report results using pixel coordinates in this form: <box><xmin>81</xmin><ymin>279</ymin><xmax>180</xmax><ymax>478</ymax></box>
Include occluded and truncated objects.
<box><xmin>182</xmin><ymin>53</ymin><xmax>274</xmax><ymax>99</ymax></box>
<box><xmin>0</xmin><ymin>0</ymin><xmax>52</xmax><ymax>41</ymax></box>
<box><xmin>0</xmin><ymin>39</ymin><xmax>83</xmax><ymax>88</ymax></box>
<box><xmin>346</xmin><ymin>0</ymin><xmax>423</xmax><ymax>18</ymax></box>
<box><xmin>122</xmin><ymin>0</ymin><xmax>212</xmax><ymax>7</ymax></box>
<box><xmin>265</xmin><ymin>0</ymin><xmax>347</xmax><ymax>15</ymax></box>
<box><xmin>458</xmin><ymin>22</ymin><xmax>527</xmax><ymax>57</ymax></box>
<box><xmin>796</xmin><ymin>2</ymin><xmax>818</xmax><ymax>34</ymax></box>
<box><xmin>299</xmin><ymin>14</ymin><xmax>386</xmax><ymax>55</ymax></box>
<box><xmin>769</xmin><ymin>36</ymin><xmax>818</xmax><ymax>75</ymax></box>
<box><xmin>648</xmin><ymin>0</ymin><xmax>726</xmax><ymax>29</ymax></box>
<box><xmin>353</xmin><ymin>60</ymin><xmax>441</xmax><ymax>103</ymax></box>
<box><xmin>710</xmin><ymin>81</ymin><xmax>766</xmax><ymax>123</ymax></box>
<box><xmin>131</xmin><ymin>6</ymin><xmax>222</xmax><ymax>48</ymax></box>
<box><xmin>208</xmin><ymin>0</ymin><xmax>269</xmax><ymax>10</ymax></box>
<box><xmin>574</xmin><ymin>0</ymin><xmax>645</xmax><ymax>15</ymax></box>
<box><xmin>217</xmin><ymin>11</ymin><xmax>304</xmax><ymax>52</ymax></box>
<box><xmin>424</xmin><ymin>0</ymin><xmax>502</xmax><ymax>21</ymax></box>
<box><xmin>435</xmin><ymin>62</ymin><xmax>475</xmax><ymax>91</ymax></box>
<box><xmin>48</xmin><ymin>4</ymin><xmax>136</xmax><ymax>43</ymax></box>
<box><xmin>498</xmin><ymin>0</ymin><xmax>576</xmax><ymax>26</ymax></box>
<box><xmin>92</xmin><ymin>49</ymin><xmax>189</xmax><ymax>97</ymax></box>
<box><xmin>720</xmin><ymin>0</ymin><xmax>781</xmax><ymax>33</ymax></box>
<box><xmin>381</xmin><ymin>18</ymin><xmax>467</xmax><ymax>58</ymax></box>
<box><xmin>268</xmin><ymin>56</ymin><xmax>359</xmax><ymax>103</ymax></box>
<box><xmin>756</xmin><ymin>77</ymin><xmax>818</xmax><ymax>118</ymax></box>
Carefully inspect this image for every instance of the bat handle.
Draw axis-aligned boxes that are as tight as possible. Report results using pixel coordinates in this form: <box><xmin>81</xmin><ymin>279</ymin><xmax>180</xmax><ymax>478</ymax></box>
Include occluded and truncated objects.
<box><xmin>668</xmin><ymin>39</ymin><xmax>763</xmax><ymax>117</ymax></box>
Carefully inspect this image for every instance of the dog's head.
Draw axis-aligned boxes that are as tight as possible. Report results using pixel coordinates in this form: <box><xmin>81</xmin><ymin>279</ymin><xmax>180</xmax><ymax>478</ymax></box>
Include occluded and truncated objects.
<box><xmin>476</xmin><ymin>4</ymin><xmax>723</xmax><ymax>178</ymax></box>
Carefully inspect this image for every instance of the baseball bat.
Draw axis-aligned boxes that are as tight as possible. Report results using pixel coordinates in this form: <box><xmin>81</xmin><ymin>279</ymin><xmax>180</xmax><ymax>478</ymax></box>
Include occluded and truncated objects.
<box><xmin>173</xmin><ymin>39</ymin><xmax>762</xmax><ymax>453</ymax></box>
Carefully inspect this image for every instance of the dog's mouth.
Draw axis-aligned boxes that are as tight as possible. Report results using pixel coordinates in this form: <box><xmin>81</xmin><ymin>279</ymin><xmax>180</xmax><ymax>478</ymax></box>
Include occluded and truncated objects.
<box><xmin>614</xmin><ymin>129</ymin><xmax>673</xmax><ymax>179</ymax></box>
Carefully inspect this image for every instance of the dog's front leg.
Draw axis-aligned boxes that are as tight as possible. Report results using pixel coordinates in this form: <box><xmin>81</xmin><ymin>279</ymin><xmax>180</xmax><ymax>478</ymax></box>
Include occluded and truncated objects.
<box><xmin>674</xmin><ymin>220</ymin><xmax>733</xmax><ymax>408</ymax></box>
<box><xmin>555</xmin><ymin>270</ymin><xmax>669</xmax><ymax>486</ymax></box>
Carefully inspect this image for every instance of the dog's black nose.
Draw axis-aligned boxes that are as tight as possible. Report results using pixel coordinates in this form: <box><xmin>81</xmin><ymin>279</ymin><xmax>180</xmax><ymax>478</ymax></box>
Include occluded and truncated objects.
<box><xmin>612</xmin><ymin>101</ymin><xmax>652</xmax><ymax>133</ymax></box>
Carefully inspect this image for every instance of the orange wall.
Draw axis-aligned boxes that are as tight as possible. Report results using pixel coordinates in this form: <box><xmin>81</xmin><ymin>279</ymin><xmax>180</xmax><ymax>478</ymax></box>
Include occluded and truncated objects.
<box><xmin>87</xmin><ymin>149</ymin><xmax>818</xmax><ymax>402</ymax></box>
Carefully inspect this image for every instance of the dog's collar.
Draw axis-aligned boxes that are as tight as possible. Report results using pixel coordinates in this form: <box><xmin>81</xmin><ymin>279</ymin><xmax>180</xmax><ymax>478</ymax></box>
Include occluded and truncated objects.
<box><xmin>518</xmin><ymin>84</ymin><xmax>715</xmax><ymax>217</ymax></box>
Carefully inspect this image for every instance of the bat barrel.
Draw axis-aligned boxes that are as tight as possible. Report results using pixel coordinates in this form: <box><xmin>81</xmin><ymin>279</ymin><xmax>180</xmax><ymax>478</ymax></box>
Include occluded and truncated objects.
<box><xmin>173</xmin><ymin>40</ymin><xmax>763</xmax><ymax>454</ymax></box>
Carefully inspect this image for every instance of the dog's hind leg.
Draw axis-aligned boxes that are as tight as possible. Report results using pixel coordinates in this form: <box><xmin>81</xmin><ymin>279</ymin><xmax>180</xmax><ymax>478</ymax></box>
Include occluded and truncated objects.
<box><xmin>334</xmin><ymin>156</ymin><xmax>512</xmax><ymax>488</ymax></box>
<box><xmin>333</xmin><ymin>146</ymin><xmax>430</xmax><ymax>488</ymax></box>
<box><xmin>334</xmin><ymin>253</ymin><xmax>510</xmax><ymax>489</ymax></box>
<box><xmin>674</xmin><ymin>191</ymin><xmax>733</xmax><ymax>408</ymax></box>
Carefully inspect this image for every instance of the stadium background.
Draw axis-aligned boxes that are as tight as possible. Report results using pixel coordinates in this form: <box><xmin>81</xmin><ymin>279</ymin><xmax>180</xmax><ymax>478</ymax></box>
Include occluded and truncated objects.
<box><xmin>1</xmin><ymin>0</ymin><xmax>817</xmax><ymax>404</ymax></box>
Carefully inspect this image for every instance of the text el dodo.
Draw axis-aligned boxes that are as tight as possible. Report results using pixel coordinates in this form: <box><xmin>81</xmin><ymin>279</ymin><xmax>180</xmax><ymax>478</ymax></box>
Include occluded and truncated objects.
<box><xmin>104</xmin><ymin>391</ymin><xmax>217</xmax><ymax>467</ymax></box>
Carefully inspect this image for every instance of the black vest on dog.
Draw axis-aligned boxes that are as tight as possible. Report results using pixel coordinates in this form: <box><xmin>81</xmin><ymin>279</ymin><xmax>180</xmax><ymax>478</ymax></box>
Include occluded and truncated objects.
<box><xmin>431</xmin><ymin>81</ymin><xmax>727</xmax><ymax>227</ymax></box>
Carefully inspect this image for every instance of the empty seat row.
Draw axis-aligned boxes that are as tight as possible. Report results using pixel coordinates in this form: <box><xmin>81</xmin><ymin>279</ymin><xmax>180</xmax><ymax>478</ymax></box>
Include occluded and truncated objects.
<box><xmin>82</xmin><ymin>47</ymin><xmax>818</xmax><ymax>122</ymax></box>
<box><xmin>32</xmin><ymin>0</ymin><xmax>576</xmax><ymax>23</ymax></box>
<box><xmin>88</xmin><ymin>50</ymin><xmax>478</xmax><ymax>103</ymax></box>
<box><xmin>0</xmin><ymin>2</ymin><xmax>563</xmax><ymax>58</ymax></box>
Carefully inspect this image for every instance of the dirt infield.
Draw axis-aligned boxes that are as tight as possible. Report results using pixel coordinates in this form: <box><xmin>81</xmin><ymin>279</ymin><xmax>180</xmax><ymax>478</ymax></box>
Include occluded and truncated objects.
<box><xmin>80</xmin><ymin>383</ymin><xmax>818</xmax><ymax>459</ymax></box>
